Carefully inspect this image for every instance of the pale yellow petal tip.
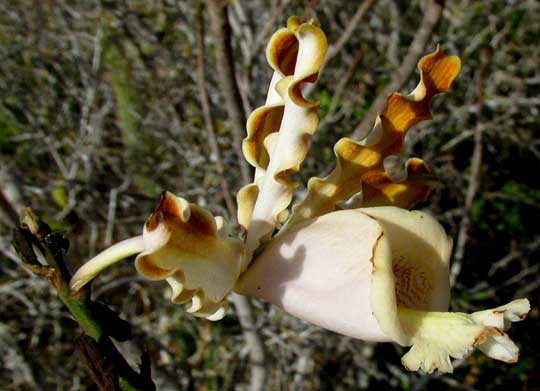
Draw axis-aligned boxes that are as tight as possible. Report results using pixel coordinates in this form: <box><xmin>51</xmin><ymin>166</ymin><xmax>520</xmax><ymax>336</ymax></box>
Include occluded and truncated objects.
<box><xmin>398</xmin><ymin>299</ymin><xmax>530</xmax><ymax>373</ymax></box>
<box><xmin>69</xmin><ymin>235</ymin><xmax>146</xmax><ymax>291</ymax></box>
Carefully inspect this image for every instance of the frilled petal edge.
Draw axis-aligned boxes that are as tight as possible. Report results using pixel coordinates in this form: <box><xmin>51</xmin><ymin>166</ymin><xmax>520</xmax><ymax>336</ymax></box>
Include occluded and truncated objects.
<box><xmin>135</xmin><ymin>192</ymin><xmax>244</xmax><ymax>319</ymax></box>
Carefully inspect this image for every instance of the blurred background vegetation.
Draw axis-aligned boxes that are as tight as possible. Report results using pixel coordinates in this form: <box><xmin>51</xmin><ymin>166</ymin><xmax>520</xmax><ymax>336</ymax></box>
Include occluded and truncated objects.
<box><xmin>1</xmin><ymin>0</ymin><xmax>539</xmax><ymax>390</ymax></box>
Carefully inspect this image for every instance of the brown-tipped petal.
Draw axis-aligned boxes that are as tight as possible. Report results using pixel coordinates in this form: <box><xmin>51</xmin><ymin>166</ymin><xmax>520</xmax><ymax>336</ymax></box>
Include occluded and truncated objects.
<box><xmin>287</xmin><ymin>47</ymin><xmax>460</xmax><ymax>227</ymax></box>
<box><xmin>243</xmin><ymin>103</ymin><xmax>285</xmax><ymax>174</ymax></box>
<box><xmin>136</xmin><ymin>192</ymin><xmax>244</xmax><ymax>314</ymax></box>
<box><xmin>237</xmin><ymin>183</ymin><xmax>259</xmax><ymax>231</ymax></box>
<box><xmin>361</xmin><ymin>158</ymin><xmax>436</xmax><ymax>209</ymax></box>
<box><xmin>243</xmin><ymin>19</ymin><xmax>327</xmax><ymax>264</ymax></box>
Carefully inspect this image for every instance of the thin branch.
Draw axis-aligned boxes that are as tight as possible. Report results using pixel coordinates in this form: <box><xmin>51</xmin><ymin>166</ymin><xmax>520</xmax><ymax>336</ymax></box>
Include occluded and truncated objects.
<box><xmin>325</xmin><ymin>0</ymin><xmax>375</xmax><ymax>61</ymax></box>
<box><xmin>196</xmin><ymin>3</ymin><xmax>237</xmax><ymax>218</ymax></box>
<box><xmin>450</xmin><ymin>47</ymin><xmax>491</xmax><ymax>287</ymax></box>
<box><xmin>12</xmin><ymin>210</ymin><xmax>156</xmax><ymax>391</ymax></box>
<box><xmin>351</xmin><ymin>0</ymin><xmax>443</xmax><ymax>140</ymax></box>
<box><xmin>229</xmin><ymin>0</ymin><xmax>253</xmax><ymax>63</ymax></box>
<box><xmin>0</xmin><ymin>168</ymin><xmax>24</xmax><ymax>227</ymax></box>
<box><xmin>105</xmin><ymin>179</ymin><xmax>130</xmax><ymax>247</ymax></box>
<box><xmin>247</xmin><ymin>0</ymin><xmax>289</xmax><ymax>67</ymax></box>
<box><xmin>206</xmin><ymin>0</ymin><xmax>251</xmax><ymax>184</ymax></box>
<box><xmin>200</xmin><ymin>3</ymin><xmax>267</xmax><ymax>390</ymax></box>
<box><xmin>230</xmin><ymin>293</ymin><xmax>267</xmax><ymax>391</ymax></box>
<box><xmin>0</xmin><ymin>189</ymin><xmax>20</xmax><ymax>227</ymax></box>
<box><xmin>319</xmin><ymin>48</ymin><xmax>363</xmax><ymax>129</ymax></box>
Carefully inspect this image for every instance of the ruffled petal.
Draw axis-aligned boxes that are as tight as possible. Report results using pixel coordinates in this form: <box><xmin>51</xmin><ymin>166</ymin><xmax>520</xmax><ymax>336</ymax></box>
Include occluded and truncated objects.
<box><xmin>135</xmin><ymin>192</ymin><xmax>244</xmax><ymax>318</ymax></box>
<box><xmin>239</xmin><ymin>17</ymin><xmax>327</xmax><ymax>266</ymax></box>
<box><xmin>360</xmin><ymin>158</ymin><xmax>436</xmax><ymax>208</ymax></box>
<box><xmin>286</xmin><ymin>47</ymin><xmax>461</xmax><ymax>227</ymax></box>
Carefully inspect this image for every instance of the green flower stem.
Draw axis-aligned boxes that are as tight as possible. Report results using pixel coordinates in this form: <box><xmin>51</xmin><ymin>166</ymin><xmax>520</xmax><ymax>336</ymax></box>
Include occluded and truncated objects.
<box><xmin>12</xmin><ymin>209</ymin><xmax>155</xmax><ymax>391</ymax></box>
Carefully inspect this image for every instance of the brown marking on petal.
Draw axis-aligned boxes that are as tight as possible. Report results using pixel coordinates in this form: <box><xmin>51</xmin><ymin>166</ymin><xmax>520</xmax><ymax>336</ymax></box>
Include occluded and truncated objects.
<box><xmin>267</xmin><ymin>30</ymin><xmax>298</xmax><ymax>76</ymax></box>
<box><xmin>171</xmin><ymin>287</ymin><xmax>196</xmax><ymax>304</ymax></box>
<box><xmin>377</xmin><ymin>47</ymin><xmax>460</xmax><ymax>154</ymax></box>
<box><xmin>473</xmin><ymin>327</ymin><xmax>503</xmax><ymax>347</ymax></box>
<box><xmin>381</xmin><ymin>95</ymin><xmax>432</xmax><ymax>150</ymax></box>
<box><xmin>237</xmin><ymin>183</ymin><xmax>259</xmax><ymax>230</ymax></box>
<box><xmin>392</xmin><ymin>254</ymin><xmax>434</xmax><ymax>309</ymax></box>
<box><xmin>136</xmin><ymin>256</ymin><xmax>174</xmax><ymax>279</ymax></box>
<box><xmin>506</xmin><ymin>356</ymin><xmax>519</xmax><ymax>364</ymax></box>
<box><xmin>288</xmin><ymin>47</ymin><xmax>460</xmax><ymax>225</ymax></box>
<box><xmin>184</xmin><ymin>207</ymin><xmax>217</xmax><ymax>238</ymax></box>
<box><xmin>368</xmin><ymin>229</ymin><xmax>385</xmax><ymax>271</ymax></box>
<box><xmin>244</xmin><ymin>105</ymin><xmax>284</xmax><ymax>170</ymax></box>
<box><xmin>361</xmin><ymin>160</ymin><xmax>434</xmax><ymax>209</ymax></box>
<box><xmin>419</xmin><ymin>49</ymin><xmax>462</xmax><ymax>93</ymax></box>
<box><xmin>146</xmin><ymin>191</ymin><xmax>182</xmax><ymax>231</ymax></box>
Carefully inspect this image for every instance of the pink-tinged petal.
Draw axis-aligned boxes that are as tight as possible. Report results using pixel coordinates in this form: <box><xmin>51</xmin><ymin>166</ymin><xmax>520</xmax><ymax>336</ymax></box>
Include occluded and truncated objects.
<box><xmin>236</xmin><ymin>209</ymin><xmax>391</xmax><ymax>341</ymax></box>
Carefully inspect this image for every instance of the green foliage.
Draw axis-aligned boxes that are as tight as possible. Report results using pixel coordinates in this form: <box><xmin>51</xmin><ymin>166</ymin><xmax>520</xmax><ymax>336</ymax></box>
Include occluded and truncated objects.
<box><xmin>0</xmin><ymin>109</ymin><xmax>22</xmax><ymax>154</ymax></box>
<box><xmin>472</xmin><ymin>181</ymin><xmax>540</xmax><ymax>237</ymax></box>
<box><xmin>103</xmin><ymin>39</ymin><xmax>145</xmax><ymax>149</ymax></box>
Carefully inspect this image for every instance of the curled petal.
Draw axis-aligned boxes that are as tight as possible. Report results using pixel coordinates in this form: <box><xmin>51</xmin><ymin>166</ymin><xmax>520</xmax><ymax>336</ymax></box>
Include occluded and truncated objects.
<box><xmin>239</xmin><ymin>17</ymin><xmax>327</xmax><ymax>267</ymax></box>
<box><xmin>136</xmin><ymin>192</ymin><xmax>244</xmax><ymax>318</ymax></box>
<box><xmin>360</xmin><ymin>158</ymin><xmax>437</xmax><ymax>209</ymax></box>
<box><xmin>236</xmin><ymin>183</ymin><xmax>259</xmax><ymax>230</ymax></box>
<box><xmin>286</xmin><ymin>47</ymin><xmax>461</xmax><ymax>227</ymax></box>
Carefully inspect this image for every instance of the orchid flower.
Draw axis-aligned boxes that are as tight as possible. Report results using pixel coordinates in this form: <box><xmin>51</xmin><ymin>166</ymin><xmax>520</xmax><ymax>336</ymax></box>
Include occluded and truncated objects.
<box><xmin>70</xmin><ymin>17</ymin><xmax>530</xmax><ymax>373</ymax></box>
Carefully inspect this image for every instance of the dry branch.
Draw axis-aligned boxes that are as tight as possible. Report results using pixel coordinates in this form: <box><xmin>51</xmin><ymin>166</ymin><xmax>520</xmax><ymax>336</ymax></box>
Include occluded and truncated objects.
<box><xmin>449</xmin><ymin>47</ymin><xmax>491</xmax><ymax>287</ymax></box>
<box><xmin>206</xmin><ymin>0</ymin><xmax>251</xmax><ymax>184</ymax></box>
<box><xmin>196</xmin><ymin>5</ymin><xmax>237</xmax><ymax>217</ymax></box>
<box><xmin>202</xmin><ymin>3</ymin><xmax>268</xmax><ymax>389</ymax></box>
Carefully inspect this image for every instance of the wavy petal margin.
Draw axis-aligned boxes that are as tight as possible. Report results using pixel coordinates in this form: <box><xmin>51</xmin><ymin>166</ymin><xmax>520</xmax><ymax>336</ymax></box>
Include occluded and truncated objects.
<box><xmin>135</xmin><ymin>192</ymin><xmax>244</xmax><ymax>320</ymax></box>
<box><xmin>286</xmin><ymin>47</ymin><xmax>460</xmax><ymax>227</ymax></box>
<box><xmin>238</xmin><ymin>16</ymin><xmax>327</xmax><ymax>267</ymax></box>
<box><xmin>360</xmin><ymin>158</ymin><xmax>437</xmax><ymax>208</ymax></box>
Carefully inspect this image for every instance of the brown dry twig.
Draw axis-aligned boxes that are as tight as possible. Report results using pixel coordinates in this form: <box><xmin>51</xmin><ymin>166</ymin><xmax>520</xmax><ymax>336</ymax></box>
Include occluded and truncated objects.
<box><xmin>449</xmin><ymin>47</ymin><xmax>491</xmax><ymax>287</ymax></box>
<box><xmin>196</xmin><ymin>4</ymin><xmax>237</xmax><ymax>217</ymax></box>
<box><xmin>206</xmin><ymin>0</ymin><xmax>252</xmax><ymax>184</ymax></box>
<box><xmin>202</xmin><ymin>3</ymin><xmax>268</xmax><ymax>389</ymax></box>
